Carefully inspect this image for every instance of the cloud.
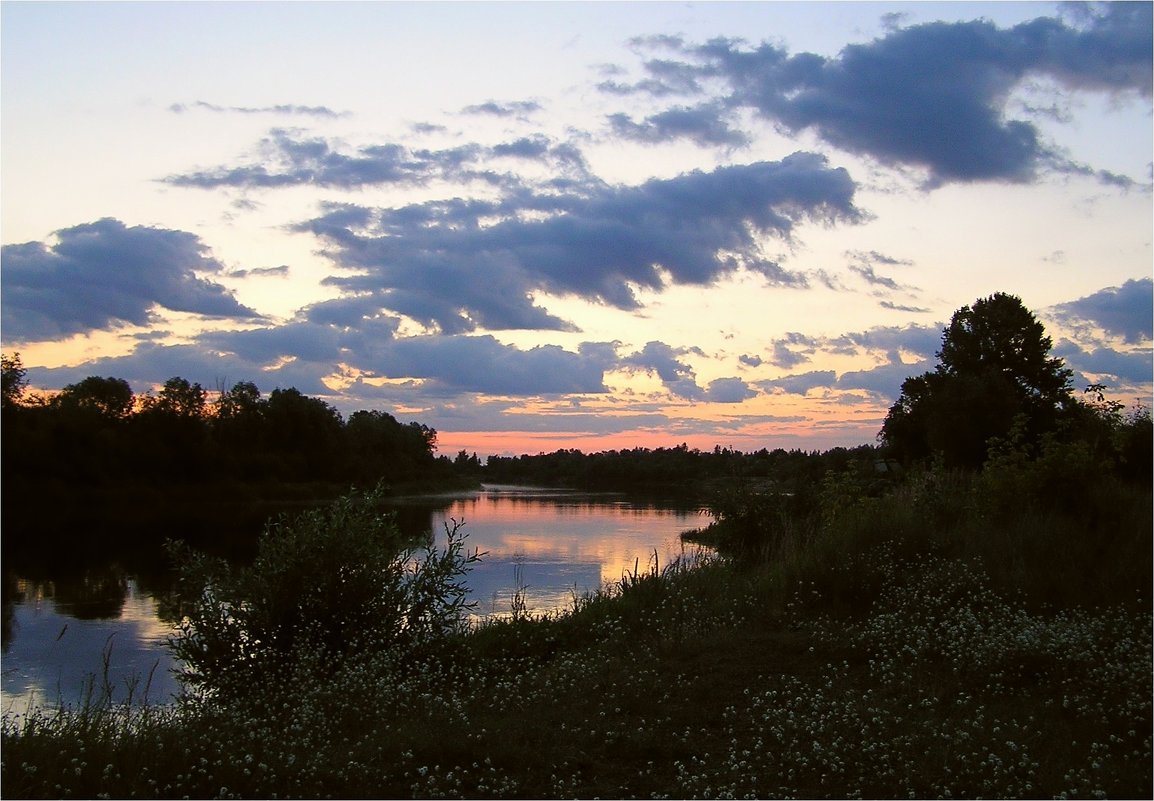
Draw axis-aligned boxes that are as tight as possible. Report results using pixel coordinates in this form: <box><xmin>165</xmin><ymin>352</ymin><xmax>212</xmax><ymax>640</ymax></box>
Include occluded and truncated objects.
<box><xmin>835</xmin><ymin>357</ymin><xmax>932</xmax><ymax>396</ymax></box>
<box><xmin>704</xmin><ymin>377</ymin><xmax>756</xmax><ymax>403</ymax></box>
<box><xmin>164</xmin><ymin>129</ymin><xmax>588</xmax><ymax>191</ymax></box>
<box><xmin>622</xmin><ymin>341</ymin><xmax>706</xmax><ymax>400</ymax></box>
<box><xmin>461</xmin><ymin>100</ymin><xmax>543</xmax><ymax>118</ymax></box>
<box><xmin>880</xmin><ymin>301</ymin><xmax>932</xmax><ymax>313</ymax></box>
<box><xmin>768</xmin><ymin>341</ymin><xmax>811</xmax><ymax>369</ymax></box>
<box><xmin>1054</xmin><ymin>340</ymin><xmax>1153</xmax><ymax>386</ymax></box>
<box><xmin>824</xmin><ymin>324</ymin><xmax>941</xmax><ymax>359</ymax></box>
<box><xmin>361</xmin><ymin>335</ymin><xmax>613</xmax><ymax>396</ymax></box>
<box><xmin>1</xmin><ymin>219</ymin><xmax>261</xmax><ymax>342</ymax></box>
<box><xmin>169</xmin><ymin>101</ymin><xmax>346</xmax><ymax>118</ymax></box>
<box><xmin>28</xmin><ymin>341</ymin><xmax>333</xmax><ymax>395</ymax></box>
<box><xmin>607</xmin><ymin>103</ymin><xmax>750</xmax><ymax>148</ymax></box>
<box><xmin>738</xmin><ymin>353</ymin><xmax>763</xmax><ymax>368</ymax></box>
<box><xmin>760</xmin><ymin>370</ymin><xmax>837</xmax><ymax>395</ymax></box>
<box><xmin>229</xmin><ymin>264</ymin><xmax>290</xmax><ymax>279</ymax></box>
<box><xmin>165</xmin><ymin>129</ymin><xmax>441</xmax><ymax>189</ymax></box>
<box><xmin>298</xmin><ymin>152</ymin><xmax>862</xmax><ymax>333</ymax></box>
<box><xmin>760</xmin><ymin>353</ymin><xmax>932</xmax><ymax>400</ymax></box>
<box><xmin>609</xmin><ymin>5</ymin><xmax>1151</xmax><ymax>185</ymax></box>
<box><xmin>1050</xmin><ymin>277</ymin><xmax>1153</xmax><ymax>344</ymax></box>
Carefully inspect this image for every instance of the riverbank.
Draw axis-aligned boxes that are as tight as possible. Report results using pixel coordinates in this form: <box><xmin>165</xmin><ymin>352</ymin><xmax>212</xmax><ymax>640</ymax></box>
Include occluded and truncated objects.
<box><xmin>4</xmin><ymin>456</ymin><xmax>1151</xmax><ymax>799</ymax></box>
<box><xmin>4</xmin><ymin>537</ymin><xmax>1150</xmax><ymax>799</ymax></box>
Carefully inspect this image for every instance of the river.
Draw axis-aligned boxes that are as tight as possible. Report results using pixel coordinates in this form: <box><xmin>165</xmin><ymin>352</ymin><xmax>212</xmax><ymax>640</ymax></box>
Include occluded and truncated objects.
<box><xmin>2</xmin><ymin>485</ymin><xmax>707</xmax><ymax>713</ymax></box>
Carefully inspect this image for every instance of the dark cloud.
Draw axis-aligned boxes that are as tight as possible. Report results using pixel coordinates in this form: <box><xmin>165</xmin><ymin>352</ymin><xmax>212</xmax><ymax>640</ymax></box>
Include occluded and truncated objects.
<box><xmin>623</xmin><ymin>341</ymin><xmax>706</xmax><ymax>400</ymax></box>
<box><xmin>610</xmin><ymin>5</ymin><xmax>1151</xmax><ymax>184</ymax></box>
<box><xmin>738</xmin><ymin>353</ymin><xmax>763</xmax><ymax>368</ymax></box>
<box><xmin>704</xmin><ymin>377</ymin><xmax>756</xmax><ymax>403</ymax></box>
<box><xmin>1</xmin><ymin>219</ymin><xmax>261</xmax><ymax>342</ymax></box>
<box><xmin>825</xmin><ymin>324</ymin><xmax>941</xmax><ymax>359</ymax></box>
<box><xmin>1050</xmin><ymin>277</ymin><xmax>1153</xmax><ymax>343</ymax></box>
<box><xmin>299</xmin><ymin>152</ymin><xmax>862</xmax><ymax>333</ymax></box>
<box><xmin>769</xmin><ymin>342</ymin><xmax>811</xmax><ymax>369</ymax></box>
<box><xmin>362</xmin><ymin>335</ymin><xmax>612</xmax><ymax>396</ymax></box>
<box><xmin>1055</xmin><ymin>340</ymin><xmax>1154</xmax><ymax>386</ymax></box>
<box><xmin>28</xmin><ymin>341</ymin><xmax>333</xmax><ymax>397</ymax></box>
<box><xmin>607</xmin><ymin>104</ymin><xmax>750</xmax><ymax>148</ymax></box>
<box><xmin>760</xmin><ymin>353</ymin><xmax>932</xmax><ymax>399</ymax></box>
<box><xmin>169</xmin><ymin>101</ymin><xmax>346</xmax><ymax>118</ymax></box>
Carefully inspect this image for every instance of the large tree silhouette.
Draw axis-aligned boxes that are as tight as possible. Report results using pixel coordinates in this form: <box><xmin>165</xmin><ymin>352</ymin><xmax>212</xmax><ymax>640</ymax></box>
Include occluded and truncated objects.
<box><xmin>881</xmin><ymin>293</ymin><xmax>1074</xmax><ymax>468</ymax></box>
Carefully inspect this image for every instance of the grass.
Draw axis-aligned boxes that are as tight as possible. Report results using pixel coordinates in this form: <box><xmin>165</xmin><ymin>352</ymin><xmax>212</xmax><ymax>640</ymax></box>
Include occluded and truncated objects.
<box><xmin>3</xmin><ymin>475</ymin><xmax>1151</xmax><ymax>799</ymax></box>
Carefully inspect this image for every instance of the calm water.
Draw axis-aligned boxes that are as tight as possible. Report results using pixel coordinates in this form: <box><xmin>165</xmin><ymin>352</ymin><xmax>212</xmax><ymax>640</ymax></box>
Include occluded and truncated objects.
<box><xmin>2</xmin><ymin>485</ymin><xmax>706</xmax><ymax>713</ymax></box>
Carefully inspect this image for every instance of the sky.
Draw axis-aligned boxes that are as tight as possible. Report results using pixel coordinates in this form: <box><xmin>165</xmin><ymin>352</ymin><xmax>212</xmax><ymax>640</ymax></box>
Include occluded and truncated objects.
<box><xmin>2</xmin><ymin>1</ymin><xmax>1151</xmax><ymax>458</ymax></box>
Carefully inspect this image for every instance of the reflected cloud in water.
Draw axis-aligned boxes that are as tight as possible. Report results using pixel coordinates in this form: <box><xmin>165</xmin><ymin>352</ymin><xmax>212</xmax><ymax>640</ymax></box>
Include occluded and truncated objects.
<box><xmin>2</xmin><ymin>485</ymin><xmax>707</xmax><ymax>711</ymax></box>
<box><xmin>423</xmin><ymin>485</ymin><xmax>707</xmax><ymax>617</ymax></box>
<box><xmin>1</xmin><ymin>577</ymin><xmax>182</xmax><ymax>715</ymax></box>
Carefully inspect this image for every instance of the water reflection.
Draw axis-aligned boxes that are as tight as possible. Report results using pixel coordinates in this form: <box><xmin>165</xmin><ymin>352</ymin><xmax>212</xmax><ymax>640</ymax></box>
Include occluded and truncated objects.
<box><xmin>2</xmin><ymin>485</ymin><xmax>706</xmax><ymax>711</ymax></box>
<box><xmin>1</xmin><ymin>575</ymin><xmax>183</xmax><ymax>714</ymax></box>
<box><xmin>413</xmin><ymin>485</ymin><xmax>706</xmax><ymax>617</ymax></box>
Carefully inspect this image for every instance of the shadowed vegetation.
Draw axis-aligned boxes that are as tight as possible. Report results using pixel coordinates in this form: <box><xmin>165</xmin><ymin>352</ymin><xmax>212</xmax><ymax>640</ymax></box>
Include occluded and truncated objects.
<box><xmin>2</xmin><ymin>293</ymin><xmax>1150</xmax><ymax>798</ymax></box>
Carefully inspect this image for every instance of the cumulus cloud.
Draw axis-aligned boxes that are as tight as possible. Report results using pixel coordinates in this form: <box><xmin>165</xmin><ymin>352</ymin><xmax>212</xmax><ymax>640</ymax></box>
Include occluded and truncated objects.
<box><xmin>606</xmin><ymin>4</ymin><xmax>1151</xmax><ymax>184</ymax></box>
<box><xmin>1050</xmin><ymin>277</ymin><xmax>1153</xmax><ymax>344</ymax></box>
<box><xmin>297</xmin><ymin>152</ymin><xmax>861</xmax><ymax>333</ymax></box>
<box><xmin>704</xmin><ymin>377</ymin><xmax>756</xmax><ymax>403</ymax></box>
<box><xmin>1054</xmin><ymin>340</ymin><xmax>1153</xmax><ymax>386</ymax></box>
<box><xmin>1</xmin><ymin>219</ymin><xmax>261</xmax><ymax>342</ymax></box>
<box><xmin>622</xmin><ymin>341</ymin><xmax>706</xmax><ymax>400</ymax></box>
<box><xmin>607</xmin><ymin>103</ymin><xmax>750</xmax><ymax>148</ymax></box>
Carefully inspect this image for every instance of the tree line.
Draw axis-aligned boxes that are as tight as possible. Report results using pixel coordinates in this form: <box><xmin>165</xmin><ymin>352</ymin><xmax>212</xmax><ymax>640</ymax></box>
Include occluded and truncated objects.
<box><xmin>3</xmin><ymin>292</ymin><xmax>1148</xmax><ymax>499</ymax></box>
<box><xmin>0</xmin><ymin>364</ymin><xmax>451</xmax><ymax>491</ymax></box>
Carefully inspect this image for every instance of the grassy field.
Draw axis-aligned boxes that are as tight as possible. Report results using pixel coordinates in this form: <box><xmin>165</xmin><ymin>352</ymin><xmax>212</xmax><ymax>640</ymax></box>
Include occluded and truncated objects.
<box><xmin>2</xmin><ymin>470</ymin><xmax>1150</xmax><ymax>799</ymax></box>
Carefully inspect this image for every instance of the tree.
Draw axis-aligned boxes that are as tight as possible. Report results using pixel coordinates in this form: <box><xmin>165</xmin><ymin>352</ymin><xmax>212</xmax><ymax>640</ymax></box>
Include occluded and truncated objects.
<box><xmin>56</xmin><ymin>376</ymin><xmax>135</xmax><ymax>419</ymax></box>
<box><xmin>143</xmin><ymin>376</ymin><xmax>208</xmax><ymax>419</ymax></box>
<box><xmin>2</xmin><ymin>353</ymin><xmax>28</xmax><ymax>410</ymax></box>
<box><xmin>215</xmin><ymin>380</ymin><xmax>263</xmax><ymax>421</ymax></box>
<box><xmin>881</xmin><ymin>293</ymin><xmax>1074</xmax><ymax>468</ymax></box>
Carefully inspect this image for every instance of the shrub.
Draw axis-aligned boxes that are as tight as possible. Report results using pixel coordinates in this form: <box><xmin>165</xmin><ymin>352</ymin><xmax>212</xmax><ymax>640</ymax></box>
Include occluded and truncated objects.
<box><xmin>166</xmin><ymin>485</ymin><xmax>483</xmax><ymax>698</ymax></box>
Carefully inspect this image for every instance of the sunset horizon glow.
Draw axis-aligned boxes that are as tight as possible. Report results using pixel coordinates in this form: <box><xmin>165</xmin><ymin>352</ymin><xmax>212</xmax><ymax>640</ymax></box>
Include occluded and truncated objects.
<box><xmin>3</xmin><ymin>2</ymin><xmax>1150</xmax><ymax>459</ymax></box>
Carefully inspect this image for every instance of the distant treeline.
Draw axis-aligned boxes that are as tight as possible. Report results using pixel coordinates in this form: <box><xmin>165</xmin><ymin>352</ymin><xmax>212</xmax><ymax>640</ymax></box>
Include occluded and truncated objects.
<box><xmin>474</xmin><ymin>443</ymin><xmax>887</xmax><ymax>495</ymax></box>
<box><xmin>1</xmin><ymin>359</ymin><xmax>452</xmax><ymax>491</ymax></box>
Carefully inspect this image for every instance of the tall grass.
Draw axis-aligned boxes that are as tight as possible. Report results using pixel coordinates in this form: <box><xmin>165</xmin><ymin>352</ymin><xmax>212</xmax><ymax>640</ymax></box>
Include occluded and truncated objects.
<box><xmin>3</xmin><ymin>469</ymin><xmax>1150</xmax><ymax>799</ymax></box>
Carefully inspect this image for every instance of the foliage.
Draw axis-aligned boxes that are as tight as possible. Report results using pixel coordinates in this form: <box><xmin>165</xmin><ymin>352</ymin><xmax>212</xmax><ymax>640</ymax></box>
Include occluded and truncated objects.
<box><xmin>166</xmin><ymin>486</ymin><xmax>483</xmax><ymax>698</ymax></box>
<box><xmin>4</xmin><ymin>512</ymin><xmax>1149</xmax><ymax>799</ymax></box>
<box><xmin>0</xmin><ymin>363</ymin><xmax>448</xmax><ymax>492</ymax></box>
<box><xmin>56</xmin><ymin>376</ymin><xmax>136</xmax><ymax>419</ymax></box>
<box><xmin>2</xmin><ymin>352</ymin><xmax>29</xmax><ymax>409</ymax></box>
<box><xmin>881</xmin><ymin>293</ymin><xmax>1075</xmax><ymax>468</ymax></box>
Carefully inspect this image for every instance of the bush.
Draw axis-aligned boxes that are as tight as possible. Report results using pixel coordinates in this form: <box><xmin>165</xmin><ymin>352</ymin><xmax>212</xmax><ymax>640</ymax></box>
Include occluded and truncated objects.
<box><xmin>166</xmin><ymin>486</ymin><xmax>483</xmax><ymax>698</ymax></box>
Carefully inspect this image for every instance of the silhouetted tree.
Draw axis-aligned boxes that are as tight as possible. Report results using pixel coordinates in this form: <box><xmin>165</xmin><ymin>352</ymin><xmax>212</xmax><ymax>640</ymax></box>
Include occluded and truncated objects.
<box><xmin>215</xmin><ymin>380</ymin><xmax>263</xmax><ymax>421</ymax></box>
<box><xmin>143</xmin><ymin>377</ymin><xmax>208</xmax><ymax>419</ymax></box>
<box><xmin>881</xmin><ymin>293</ymin><xmax>1074</xmax><ymax>468</ymax></box>
<box><xmin>262</xmin><ymin>388</ymin><xmax>344</xmax><ymax>480</ymax></box>
<box><xmin>56</xmin><ymin>376</ymin><xmax>135</xmax><ymax>419</ymax></box>
<box><xmin>1</xmin><ymin>353</ymin><xmax>28</xmax><ymax>410</ymax></box>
